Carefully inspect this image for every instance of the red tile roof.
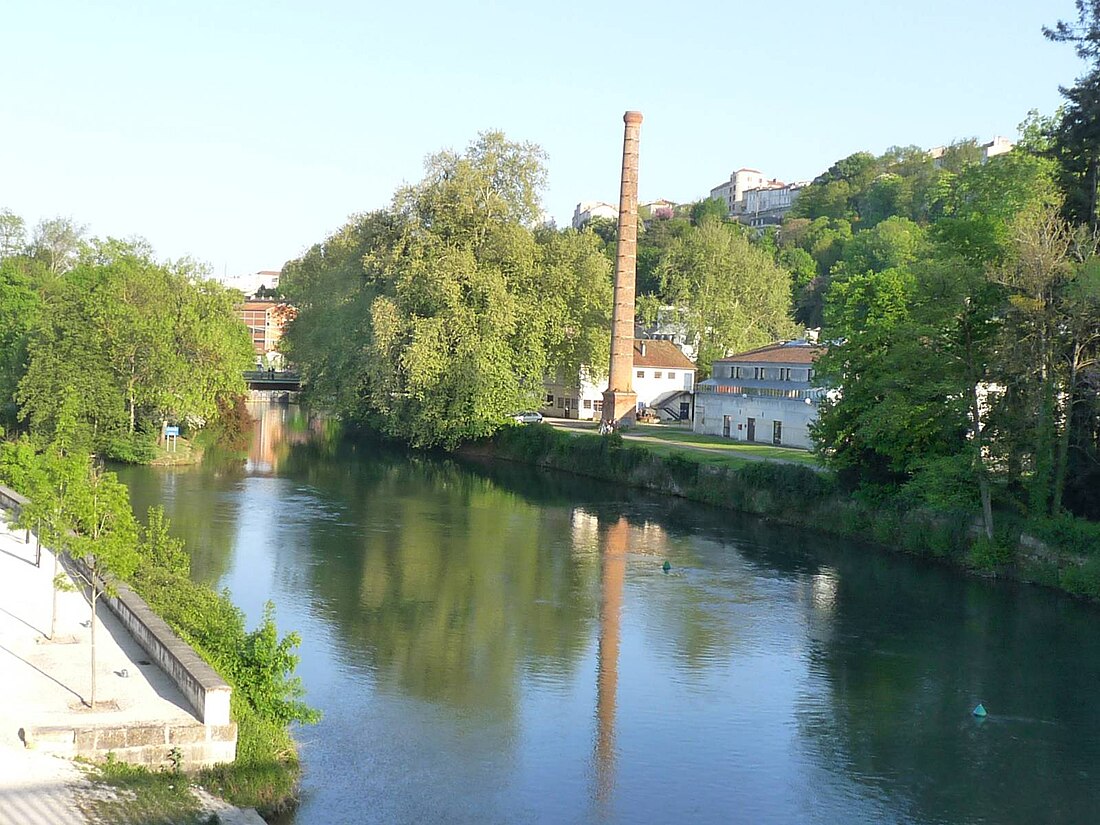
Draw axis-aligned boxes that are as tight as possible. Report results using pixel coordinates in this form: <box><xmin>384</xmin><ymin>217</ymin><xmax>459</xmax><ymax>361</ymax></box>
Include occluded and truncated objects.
<box><xmin>714</xmin><ymin>342</ymin><xmax>823</xmax><ymax>365</ymax></box>
<box><xmin>634</xmin><ymin>339</ymin><xmax>695</xmax><ymax>370</ymax></box>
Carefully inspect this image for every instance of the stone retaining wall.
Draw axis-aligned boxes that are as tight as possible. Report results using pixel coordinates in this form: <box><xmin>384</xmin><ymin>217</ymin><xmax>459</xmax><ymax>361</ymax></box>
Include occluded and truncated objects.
<box><xmin>24</xmin><ymin>720</ymin><xmax>237</xmax><ymax>769</ymax></box>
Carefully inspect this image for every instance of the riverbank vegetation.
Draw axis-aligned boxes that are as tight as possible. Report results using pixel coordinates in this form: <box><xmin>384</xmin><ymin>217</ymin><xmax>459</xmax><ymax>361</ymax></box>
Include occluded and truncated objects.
<box><xmin>0</xmin><ymin>225</ymin><xmax>253</xmax><ymax>461</ymax></box>
<box><xmin>474</xmin><ymin>424</ymin><xmax>1100</xmax><ymax>598</ymax></box>
<box><xmin>0</xmin><ymin>427</ymin><xmax>317</xmax><ymax>815</ymax></box>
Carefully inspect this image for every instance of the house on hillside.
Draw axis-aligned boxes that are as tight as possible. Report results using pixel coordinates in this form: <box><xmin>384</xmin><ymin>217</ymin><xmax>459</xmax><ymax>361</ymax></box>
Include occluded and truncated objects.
<box><xmin>694</xmin><ymin>340</ymin><xmax>825</xmax><ymax>449</ymax></box>
<box><xmin>544</xmin><ymin>340</ymin><xmax>696</xmax><ymax>422</ymax></box>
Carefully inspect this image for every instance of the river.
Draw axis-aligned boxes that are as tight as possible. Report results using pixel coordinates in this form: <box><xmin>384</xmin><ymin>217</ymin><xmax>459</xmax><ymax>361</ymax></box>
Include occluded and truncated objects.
<box><xmin>116</xmin><ymin>404</ymin><xmax>1100</xmax><ymax>824</ymax></box>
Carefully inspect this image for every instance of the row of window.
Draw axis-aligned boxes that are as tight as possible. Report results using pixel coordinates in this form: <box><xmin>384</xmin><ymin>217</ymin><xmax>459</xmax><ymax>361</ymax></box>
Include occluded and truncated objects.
<box><xmin>544</xmin><ymin>394</ymin><xmax>603</xmax><ymax>412</ymax></box>
<box><xmin>636</xmin><ymin>370</ymin><xmax>676</xmax><ymax>379</ymax></box>
<box><xmin>725</xmin><ymin>366</ymin><xmax>812</xmax><ymax>381</ymax></box>
<box><xmin>697</xmin><ymin>385</ymin><xmax>819</xmax><ymax>399</ymax></box>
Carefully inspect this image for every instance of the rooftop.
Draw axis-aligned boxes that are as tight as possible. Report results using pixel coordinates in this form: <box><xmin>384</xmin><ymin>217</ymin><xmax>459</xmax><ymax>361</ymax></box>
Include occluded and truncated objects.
<box><xmin>634</xmin><ymin>339</ymin><xmax>695</xmax><ymax>370</ymax></box>
<box><xmin>714</xmin><ymin>340</ymin><xmax>824</xmax><ymax>365</ymax></box>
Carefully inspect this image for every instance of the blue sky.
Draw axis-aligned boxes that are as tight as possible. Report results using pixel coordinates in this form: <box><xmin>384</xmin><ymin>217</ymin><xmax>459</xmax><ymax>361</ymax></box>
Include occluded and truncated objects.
<box><xmin>0</xmin><ymin>0</ymin><xmax>1085</xmax><ymax>276</ymax></box>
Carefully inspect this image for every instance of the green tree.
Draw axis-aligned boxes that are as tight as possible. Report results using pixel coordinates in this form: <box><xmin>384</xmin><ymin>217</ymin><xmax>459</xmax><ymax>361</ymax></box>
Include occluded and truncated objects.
<box><xmin>66</xmin><ymin>461</ymin><xmax>140</xmax><ymax>707</ymax></box>
<box><xmin>689</xmin><ymin>197</ymin><xmax>729</xmax><ymax>226</ymax></box>
<box><xmin>31</xmin><ymin>217</ymin><xmax>86</xmax><ymax>275</ymax></box>
<box><xmin>657</xmin><ymin>219</ymin><xmax>798</xmax><ymax>376</ymax></box>
<box><xmin>0</xmin><ymin>209</ymin><xmax>26</xmax><ymax>259</ymax></box>
<box><xmin>17</xmin><ymin>241</ymin><xmax>252</xmax><ymax>453</ymax></box>
<box><xmin>1045</xmin><ymin>1</ymin><xmax>1100</xmax><ymax>229</ymax></box>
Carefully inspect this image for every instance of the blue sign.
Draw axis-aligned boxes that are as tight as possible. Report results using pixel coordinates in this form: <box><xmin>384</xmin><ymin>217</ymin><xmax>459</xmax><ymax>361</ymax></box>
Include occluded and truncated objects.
<box><xmin>165</xmin><ymin>426</ymin><xmax>180</xmax><ymax>437</ymax></box>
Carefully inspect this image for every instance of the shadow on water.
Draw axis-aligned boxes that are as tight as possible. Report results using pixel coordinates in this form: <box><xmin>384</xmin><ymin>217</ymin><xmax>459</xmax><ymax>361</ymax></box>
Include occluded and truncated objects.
<box><xmin>120</xmin><ymin>410</ymin><xmax>1100</xmax><ymax>825</ymax></box>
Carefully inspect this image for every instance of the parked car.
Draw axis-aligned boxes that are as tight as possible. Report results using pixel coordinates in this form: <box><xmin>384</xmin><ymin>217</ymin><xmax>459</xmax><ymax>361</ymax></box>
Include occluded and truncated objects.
<box><xmin>513</xmin><ymin>411</ymin><xmax>544</xmax><ymax>424</ymax></box>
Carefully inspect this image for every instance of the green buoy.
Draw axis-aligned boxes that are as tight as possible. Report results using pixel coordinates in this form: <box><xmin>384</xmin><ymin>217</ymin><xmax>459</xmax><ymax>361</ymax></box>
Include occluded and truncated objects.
<box><xmin>662</xmin><ymin>560</ymin><xmax>671</xmax><ymax>573</ymax></box>
<box><xmin>972</xmin><ymin>703</ymin><xmax>987</xmax><ymax>718</ymax></box>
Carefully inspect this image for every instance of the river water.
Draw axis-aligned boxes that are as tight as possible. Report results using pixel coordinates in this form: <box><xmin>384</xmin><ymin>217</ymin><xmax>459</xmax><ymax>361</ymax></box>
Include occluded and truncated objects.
<box><xmin>117</xmin><ymin>404</ymin><xmax>1100</xmax><ymax>824</ymax></box>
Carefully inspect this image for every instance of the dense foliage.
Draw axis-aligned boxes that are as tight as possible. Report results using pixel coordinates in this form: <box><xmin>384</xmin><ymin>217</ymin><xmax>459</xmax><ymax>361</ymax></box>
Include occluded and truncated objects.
<box><xmin>281</xmin><ymin>132</ymin><xmax>614</xmax><ymax>448</ymax></box>
<box><xmin>0</xmin><ymin>227</ymin><xmax>253</xmax><ymax>458</ymax></box>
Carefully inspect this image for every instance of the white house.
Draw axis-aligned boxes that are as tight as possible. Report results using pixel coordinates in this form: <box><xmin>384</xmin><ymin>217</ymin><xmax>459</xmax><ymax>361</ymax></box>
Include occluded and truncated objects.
<box><xmin>694</xmin><ymin>340</ymin><xmax>825</xmax><ymax>449</ymax></box>
<box><xmin>709</xmin><ymin>168</ymin><xmax>766</xmax><ymax>216</ymax></box>
<box><xmin>543</xmin><ymin>340</ymin><xmax>696</xmax><ymax>422</ymax></box>
<box><xmin>740</xmin><ymin>181</ymin><xmax>809</xmax><ymax>228</ymax></box>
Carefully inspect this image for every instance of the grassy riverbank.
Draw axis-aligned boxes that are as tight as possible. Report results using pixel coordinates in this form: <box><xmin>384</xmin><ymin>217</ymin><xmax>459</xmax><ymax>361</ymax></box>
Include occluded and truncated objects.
<box><xmin>461</xmin><ymin>424</ymin><xmax>1100</xmax><ymax>601</ymax></box>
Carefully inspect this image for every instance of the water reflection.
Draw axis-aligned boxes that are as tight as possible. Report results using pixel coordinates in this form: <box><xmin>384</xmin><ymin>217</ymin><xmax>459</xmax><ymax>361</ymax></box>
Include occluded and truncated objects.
<box><xmin>594</xmin><ymin>517</ymin><xmax>627</xmax><ymax>811</ymax></box>
<box><xmin>115</xmin><ymin>406</ymin><xmax>1100</xmax><ymax>825</ymax></box>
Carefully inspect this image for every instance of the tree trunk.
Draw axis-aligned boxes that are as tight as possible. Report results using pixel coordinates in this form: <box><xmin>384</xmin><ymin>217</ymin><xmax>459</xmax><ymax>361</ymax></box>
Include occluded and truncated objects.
<box><xmin>1052</xmin><ymin>344</ymin><xmax>1081</xmax><ymax>514</ymax></box>
<box><xmin>49</xmin><ymin>553</ymin><xmax>59</xmax><ymax>640</ymax></box>
<box><xmin>90</xmin><ymin>588</ymin><xmax>97</xmax><ymax>709</ymax></box>
<box><xmin>969</xmin><ymin>383</ymin><xmax>994</xmax><ymax>540</ymax></box>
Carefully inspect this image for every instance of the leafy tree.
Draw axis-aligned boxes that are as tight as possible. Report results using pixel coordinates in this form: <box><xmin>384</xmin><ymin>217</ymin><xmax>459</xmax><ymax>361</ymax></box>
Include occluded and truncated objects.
<box><xmin>17</xmin><ymin>241</ymin><xmax>251</xmax><ymax>452</ymax></box>
<box><xmin>65</xmin><ymin>461</ymin><xmax>140</xmax><ymax>707</ymax></box>
<box><xmin>1045</xmin><ymin>2</ymin><xmax>1100</xmax><ymax>229</ymax></box>
<box><xmin>0</xmin><ymin>256</ymin><xmax>43</xmax><ymax>429</ymax></box>
<box><xmin>689</xmin><ymin>197</ymin><xmax>729</xmax><ymax>226</ymax></box>
<box><xmin>31</xmin><ymin>217</ymin><xmax>86</xmax><ymax>275</ymax></box>
<box><xmin>657</xmin><ymin>218</ymin><xmax>798</xmax><ymax>377</ymax></box>
<box><xmin>0</xmin><ymin>209</ymin><xmax>26</xmax><ymax>259</ymax></box>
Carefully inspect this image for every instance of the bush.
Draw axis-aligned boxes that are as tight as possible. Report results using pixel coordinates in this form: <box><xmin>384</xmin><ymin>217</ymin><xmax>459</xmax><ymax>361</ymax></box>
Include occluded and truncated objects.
<box><xmin>967</xmin><ymin>533</ymin><xmax>1016</xmax><ymax>570</ymax></box>
<box><xmin>104</xmin><ymin>432</ymin><xmax>158</xmax><ymax>464</ymax></box>
<box><xmin>1060</xmin><ymin>557</ymin><xmax>1100</xmax><ymax>599</ymax></box>
<box><xmin>1027</xmin><ymin>514</ymin><xmax>1100</xmax><ymax>556</ymax></box>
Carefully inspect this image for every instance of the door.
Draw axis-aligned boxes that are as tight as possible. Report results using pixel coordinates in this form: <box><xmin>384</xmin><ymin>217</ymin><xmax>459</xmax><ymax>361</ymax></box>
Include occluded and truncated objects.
<box><xmin>747</xmin><ymin>417</ymin><xmax>756</xmax><ymax>442</ymax></box>
<box><xmin>773</xmin><ymin>420</ymin><xmax>782</xmax><ymax>445</ymax></box>
<box><xmin>722</xmin><ymin>415</ymin><xmax>731</xmax><ymax>438</ymax></box>
<box><xmin>680</xmin><ymin>401</ymin><xmax>690</xmax><ymax>421</ymax></box>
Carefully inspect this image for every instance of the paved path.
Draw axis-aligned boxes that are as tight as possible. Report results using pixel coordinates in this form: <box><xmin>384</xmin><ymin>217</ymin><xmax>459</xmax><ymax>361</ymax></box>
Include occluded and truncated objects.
<box><xmin>0</xmin><ymin>515</ymin><xmax>196</xmax><ymax>823</ymax></box>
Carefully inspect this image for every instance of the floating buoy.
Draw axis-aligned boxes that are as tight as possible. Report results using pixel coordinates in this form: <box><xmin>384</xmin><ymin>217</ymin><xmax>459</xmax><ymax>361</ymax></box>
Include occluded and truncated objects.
<box><xmin>662</xmin><ymin>560</ymin><xmax>671</xmax><ymax>573</ymax></box>
<box><xmin>972</xmin><ymin>703</ymin><xmax>987</xmax><ymax>718</ymax></box>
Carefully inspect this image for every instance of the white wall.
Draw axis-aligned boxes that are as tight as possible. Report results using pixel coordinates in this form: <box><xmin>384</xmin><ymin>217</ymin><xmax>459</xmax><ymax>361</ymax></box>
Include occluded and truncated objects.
<box><xmin>545</xmin><ymin>369</ymin><xmax>695</xmax><ymax>420</ymax></box>
<box><xmin>694</xmin><ymin>394</ymin><xmax>817</xmax><ymax>449</ymax></box>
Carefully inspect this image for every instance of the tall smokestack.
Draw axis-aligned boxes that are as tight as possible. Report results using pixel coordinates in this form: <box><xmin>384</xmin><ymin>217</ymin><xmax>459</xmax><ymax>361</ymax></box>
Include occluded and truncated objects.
<box><xmin>602</xmin><ymin>110</ymin><xmax>642</xmax><ymax>430</ymax></box>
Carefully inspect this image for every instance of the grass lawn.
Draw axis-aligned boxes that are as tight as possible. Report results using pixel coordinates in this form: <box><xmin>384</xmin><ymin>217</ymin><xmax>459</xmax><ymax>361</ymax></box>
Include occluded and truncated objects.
<box><xmin>625</xmin><ymin>425</ymin><xmax>821</xmax><ymax>465</ymax></box>
<box><xmin>77</xmin><ymin>757</ymin><xmax>212</xmax><ymax>825</ymax></box>
<box><xmin>566</xmin><ymin>429</ymin><xmax>753</xmax><ymax>470</ymax></box>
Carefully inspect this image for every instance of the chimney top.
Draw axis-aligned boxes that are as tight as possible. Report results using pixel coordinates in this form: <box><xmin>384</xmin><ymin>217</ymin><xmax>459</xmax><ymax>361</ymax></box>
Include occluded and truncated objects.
<box><xmin>624</xmin><ymin>111</ymin><xmax>643</xmax><ymax>125</ymax></box>
<box><xmin>640</xmin><ymin>342</ymin><xmax>647</xmax><ymax>356</ymax></box>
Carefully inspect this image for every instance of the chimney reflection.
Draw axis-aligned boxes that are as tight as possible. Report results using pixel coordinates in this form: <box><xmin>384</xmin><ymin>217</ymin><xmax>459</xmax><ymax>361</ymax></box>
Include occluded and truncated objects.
<box><xmin>594</xmin><ymin>516</ymin><xmax>629</xmax><ymax>810</ymax></box>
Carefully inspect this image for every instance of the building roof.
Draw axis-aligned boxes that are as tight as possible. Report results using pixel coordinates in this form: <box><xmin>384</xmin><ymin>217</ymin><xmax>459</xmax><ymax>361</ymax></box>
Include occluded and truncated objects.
<box><xmin>634</xmin><ymin>339</ymin><xmax>695</xmax><ymax>370</ymax></box>
<box><xmin>714</xmin><ymin>341</ymin><xmax>824</xmax><ymax>365</ymax></box>
<box><xmin>238</xmin><ymin>300</ymin><xmax>281</xmax><ymax>311</ymax></box>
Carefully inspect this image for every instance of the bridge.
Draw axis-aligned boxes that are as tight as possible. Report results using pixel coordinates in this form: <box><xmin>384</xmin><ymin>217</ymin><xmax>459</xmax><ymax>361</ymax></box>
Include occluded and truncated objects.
<box><xmin>244</xmin><ymin>370</ymin><xmax>301</xmax><ymax>392</ymax></box>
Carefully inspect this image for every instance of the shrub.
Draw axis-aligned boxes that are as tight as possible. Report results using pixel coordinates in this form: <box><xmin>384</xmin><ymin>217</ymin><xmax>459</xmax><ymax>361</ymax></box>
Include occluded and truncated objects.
<box><xmin>1027</xmin><ymin>515</ymin><xmax>1100</xmax><ymax>557</ymax></box>
<box><xmin>104</xmin><ymin>432</ymin><xmax>158</xmax><ymax>464</ymax></box>
<box><xmin>1060</xmin><ymin>558</ymin><xmax>1100</xmax><ymax>599</ymax></box>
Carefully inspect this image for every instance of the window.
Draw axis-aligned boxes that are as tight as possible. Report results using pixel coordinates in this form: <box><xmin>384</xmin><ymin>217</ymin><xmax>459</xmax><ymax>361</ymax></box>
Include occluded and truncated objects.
<box><xmin>593</xmin><ymin>400</ymin><xmax>603</xmax><ymax>412</ymax></box>
<box><xmin>636</xmin><ymin>370</ymin><xmax>645</xmax><ymax>378</ymax></box>
<box><xmin>583</xmin><ymin>399</ymin><xmax>592</xmax><ymax>409</ymax></box>
<box><xmin>555</xmin><ymin>396</ymin><xmax>563</xmax><ymax>408</ymax></box>
<box><xmin>654</xmin><ymin>371</ymin><xmax>663</xmax><ymax>379</ymax></box>
<box><xmin>734</xmin><ymin>366</ymin><xmax>741</xmax><ymax>379</ymax></box>
<box><xmin>754</xmin><ymin>367</ymin><xmax>761</xmax><ymax>380</ymax></box>
<box><xmin>668</xmin><ymin>372</ymin><xmax>676</xmax><ymax>379</ymax></box>
<box><xmin>545</xmin><ymin>392</ymin><xmax>554</xmax><ymax>404</ymax></box>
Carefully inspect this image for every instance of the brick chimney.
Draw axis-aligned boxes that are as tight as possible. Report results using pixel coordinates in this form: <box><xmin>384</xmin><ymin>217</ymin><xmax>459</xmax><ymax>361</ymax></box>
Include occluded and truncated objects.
<box><xmin>602</xmin><ymin>111</ymin><xmax>642</xmax><ymax>429</ymax></box>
